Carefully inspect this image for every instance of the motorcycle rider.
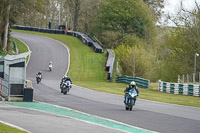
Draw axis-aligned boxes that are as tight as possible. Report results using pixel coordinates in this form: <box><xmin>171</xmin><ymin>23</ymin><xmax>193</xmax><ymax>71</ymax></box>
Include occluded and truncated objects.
<box><xmin>49</xmin><ymin>61</ymin><xmax>53</xmax><ymax>71</ymax></box>
<box><xmin>60</xmin><ymin>76</ymin><xmax>72</xmax><ymax>89</ymax></box>
<box><xmin>124</xmin><ymin>81</ymin><xmax>139</xmax><ymax>104</ymax></box>
<box><xmin>36</xmin><ymin>71</ymin><xmax>42</xmax><ymax>79</ymax></box>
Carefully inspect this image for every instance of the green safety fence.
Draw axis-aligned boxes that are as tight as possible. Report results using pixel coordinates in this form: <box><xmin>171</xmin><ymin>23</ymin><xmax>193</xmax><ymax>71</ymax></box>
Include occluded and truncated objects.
<box><xmin>115</xmin><ymin>75</ymin><xmax>150</xmax><ymax>88</ymax></box>
<box><xmin>158</xmin><ymin>80</ymin><xmax>200</xmax><ymax>97</ymax></box>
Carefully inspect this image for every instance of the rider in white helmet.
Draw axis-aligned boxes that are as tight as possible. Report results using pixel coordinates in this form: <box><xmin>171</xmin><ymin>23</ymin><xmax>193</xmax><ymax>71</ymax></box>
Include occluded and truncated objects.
<box><xmin>60</xmin><ymin>76</ymin><xmax>72</xmax><ymax>89</ymax></box>
<box><xmin>49</xmin><ymin>61</ymin><xmax>53</xmax><ymax>70</ymax></box>
<box><xmin>124</xmin><ymin>81</ymin><xmax>139</xmax><ymax>103</ymax></box>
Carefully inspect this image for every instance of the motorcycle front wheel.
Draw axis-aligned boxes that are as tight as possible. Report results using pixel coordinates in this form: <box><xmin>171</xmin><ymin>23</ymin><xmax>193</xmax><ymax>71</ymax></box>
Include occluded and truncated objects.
<box><xmin>63</xmin><ymin>92</ymin><xmax>67</xmax><ymax>95</ymax></box>
<box><xmin>129</xmin><ymin>99</ymin><xmax>134</xmax><ymax>111</ymax></box>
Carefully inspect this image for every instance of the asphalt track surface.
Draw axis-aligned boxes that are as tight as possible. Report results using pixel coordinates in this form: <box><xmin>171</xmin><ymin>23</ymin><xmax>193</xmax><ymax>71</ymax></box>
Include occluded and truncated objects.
<box><xmin>4</xmin><ymin>32</ymin><xmax>200</xmax><ymax>133</ymax></box>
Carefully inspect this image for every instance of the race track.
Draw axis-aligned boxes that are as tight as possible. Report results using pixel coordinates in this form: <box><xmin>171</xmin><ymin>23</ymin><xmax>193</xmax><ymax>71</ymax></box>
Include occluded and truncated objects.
<box><xmin>5</xmin><ymin>32</ymin><xmax>200</xmax><ymax>133</ymax></box>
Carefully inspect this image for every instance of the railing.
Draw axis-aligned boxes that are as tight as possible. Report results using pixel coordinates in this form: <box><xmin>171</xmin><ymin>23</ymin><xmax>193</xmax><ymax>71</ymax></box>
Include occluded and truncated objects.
<box><xmin>106</xmin><ymin>49</ymin><xmax>115</xmax><ymax>81</ymax></box>
<box><xmin>115</xmin><ymin>75</ymin><xmax>150</xmax><ymax>88</ymax></box>
<box><xmin>0</xmin><ymin>77</ymin><xmax>9</xmax><ymax>98</ymax></box>
<box><xmin>12</xmin><ymin>25</ymin><xmax>104</xmax><ymax>53</ymax></box>
<box><xmin>158</xmin><ymin>80</ymin><xmax>200</xmax><ymax>97</ymax></box>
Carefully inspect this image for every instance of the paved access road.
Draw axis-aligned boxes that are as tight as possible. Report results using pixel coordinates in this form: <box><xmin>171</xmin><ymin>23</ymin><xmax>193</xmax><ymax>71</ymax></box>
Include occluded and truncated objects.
<box><xmin>7</xmin><ymin>32</ymin><xmax>200</xmax><ymax>133</ymax></box>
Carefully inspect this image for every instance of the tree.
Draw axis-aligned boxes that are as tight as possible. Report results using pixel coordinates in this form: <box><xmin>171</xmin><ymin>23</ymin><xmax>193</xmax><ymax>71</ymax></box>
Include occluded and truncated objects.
<box><xmin>0</xmin><ymin>0</ymin><xmax>46</xmax><ymax>51</ymax></box>
<box><xmin>143</xmin><ymin>0</ymin><xmax>164</xmax><ymax>22</ymax></box>
<box><xmin>78</xmin><ymin>0</ymin><xmax>101</xmax><ymax>33</ymax></box>
<box><xmin>92</xmin><ymin>0</ymin><xmax>156</xmax><ymax>48</ymax></box>
<box><xmin>64</xmin><ymin>0</ymin><xmax>81</xmax><ymax>31</ymax></box>
<box><xmin>98</xmin><ymin>0</ymin><xmax>155</xmax><ymax>38</ymax></box>
<box><xmin>159</xmin><ymin>1</ymin><xmax>200</xmax><ymax>82</ymax></box>
<box><xmin>114</xmin><ymin>36</ymin><xmax>152</xmax><ymax>79</ymax></box>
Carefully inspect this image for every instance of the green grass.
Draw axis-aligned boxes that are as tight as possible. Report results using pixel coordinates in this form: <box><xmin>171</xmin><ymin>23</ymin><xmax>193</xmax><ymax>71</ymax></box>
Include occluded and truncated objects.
<box><xmin>12</xmin><ymin>29</ymin><xmax>200</xmax><ymax>108</ymax></box>
<box><xmin>10</xmin><ymin>37</ymin><xmax>29</xmax><ymax>62</ymax></box>
<box><xmin>0</xmin><ymin>122</ymin><xmax>27</xmax><ymax>133</ymax></box>
<box><xmin>11</xmin><ymin>37</ymin><xmax>28</xmax><ymax>54</ymax></box>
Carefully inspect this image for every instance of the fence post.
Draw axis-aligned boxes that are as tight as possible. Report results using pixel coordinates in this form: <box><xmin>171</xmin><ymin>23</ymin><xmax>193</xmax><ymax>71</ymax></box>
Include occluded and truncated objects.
<box><xmin>187</xmin><ymin>74</ymin><xmax>189</xmax><ymax>83</ymax></box>
<box><xmin>182</xmin><ymin>74</ymin><xmax>184</xmax><ymax>83</ymax></box>
<box><xmin>199</xmin><ymin>72</ymin><xmax>200</xmax><ymax>83</ymax></box>
<box><xmin>193</xmin><ymin>73</ymin><xmax>195</xmax><ymax>83</ymax></box>
<box><xmin>178</xmin><ymin>75</ymin><xmax>180</xmax><ymax>83</ymax></box>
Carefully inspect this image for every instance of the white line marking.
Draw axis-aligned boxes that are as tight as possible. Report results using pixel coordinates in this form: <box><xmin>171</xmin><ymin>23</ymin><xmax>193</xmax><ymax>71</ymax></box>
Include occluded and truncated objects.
<box><xmin>0</xmin><ymin>120</ymin><xmax>31</xmax><ymax>133</ymax></box>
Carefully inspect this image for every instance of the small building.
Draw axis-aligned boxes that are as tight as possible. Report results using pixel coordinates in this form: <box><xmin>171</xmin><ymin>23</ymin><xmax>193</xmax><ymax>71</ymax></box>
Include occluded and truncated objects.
<box><xmin>0</xmin><ymin>51</ymin><xmax>31</xmax><ymax>101</ymax></box>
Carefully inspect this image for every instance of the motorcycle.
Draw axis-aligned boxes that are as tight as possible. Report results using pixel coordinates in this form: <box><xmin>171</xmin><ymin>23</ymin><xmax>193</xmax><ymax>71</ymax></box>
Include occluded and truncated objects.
<box><xmin>124</xmin><ymin>89</ymin><xmax>137</xmax><ymax>111</ymax></box>
<box><xmin>49</xmin><ymin>64</ymin><xmax>53</xmax><ymax>71</ymax></box>
<box><xmin>36</xmin><ymin>74</ymin><xmax>42</xmax><ymax>84</ymax></box>
<box><xmin>61</xmin><ymin>81</ymin><xmax>71</xmax><ymax>95</ymax></box>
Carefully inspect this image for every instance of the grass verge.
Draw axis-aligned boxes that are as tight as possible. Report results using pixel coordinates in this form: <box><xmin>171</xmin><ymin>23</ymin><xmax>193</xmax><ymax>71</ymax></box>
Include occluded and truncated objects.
<box><xmin>12</xmin><ymin>29</ymin><xmax>200</xmax><ymax>108</ymax></box>
<box><xmin>11</xmin><ymin>37</ymin><xmax>29</xmax><ymax>54</ymax></box>
<box><xmin>0</xmin><ymin>122</ymin><xmax>27</xmax><ymax>133</ymax></box>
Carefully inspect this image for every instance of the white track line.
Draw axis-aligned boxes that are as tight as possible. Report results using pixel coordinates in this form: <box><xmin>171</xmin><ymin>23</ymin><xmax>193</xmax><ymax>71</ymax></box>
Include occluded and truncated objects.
<box><xmin>0</xmin><ymin>120</ymin><xmax>31</xmax><ymax>133</ymax></box>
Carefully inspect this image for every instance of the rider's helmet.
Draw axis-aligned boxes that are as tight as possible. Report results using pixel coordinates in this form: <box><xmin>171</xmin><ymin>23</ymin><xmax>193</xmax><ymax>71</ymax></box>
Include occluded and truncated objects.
<box><xmin>38</xmin><ymin>71</ymin><xmax>42</xmax><ymax>74</ymax></box>
<box><xmin>130</xmin><ymin>81</ymin><xmax>136</xmax><ymax>89</ymax></box>
<box><xmin>66</xmin><ymin>76</ymin><xmax>70</xmax><ymax>80</ymax></box>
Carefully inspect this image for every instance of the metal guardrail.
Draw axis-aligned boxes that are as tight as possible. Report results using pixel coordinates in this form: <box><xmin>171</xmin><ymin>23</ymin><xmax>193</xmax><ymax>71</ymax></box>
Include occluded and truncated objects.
<box><xmin>115</xmin><ymin>75</ymin><xmax>150</xmax><ymax>88</ymax></box>
<box><xmin>69</xmin><ymin>31</ymin><xmax>104</xmax><ymax>53</ymax></box>
<box><xmin>12</xmin><ymin>25</ymin><xmax>104</xmax><ymax>53</ymax></box>
<box><xmin>158</xmin><ymin>80</ymin><xmax>200</xmax><ymax>97</ymax></box>
<box><xmin>106</xmin><ymin>49</ymin><xmax>115</xmax><ymax>81</ymax></box>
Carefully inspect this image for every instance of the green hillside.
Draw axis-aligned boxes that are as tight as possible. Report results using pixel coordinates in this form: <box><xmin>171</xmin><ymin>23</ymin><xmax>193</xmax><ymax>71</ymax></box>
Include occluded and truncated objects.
<box><xmin>12</xmin><ymin>29</ymin><xmax>200</xmax><ymax>108</ymax></box>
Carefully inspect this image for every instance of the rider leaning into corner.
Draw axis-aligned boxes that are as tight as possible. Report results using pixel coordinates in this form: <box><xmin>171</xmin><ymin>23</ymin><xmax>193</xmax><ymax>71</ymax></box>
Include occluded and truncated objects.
<box><xmin>60</xmin><ymin>76</ymin><xmax>72</xmax><ymax>87</ymax></box>
<box><xmin>36</xmin><ymin>71</ymin><xmax>43</xmax><ymax>79</ymax></box>
<box><xmin>124</xmin><ymin>81</ymin><xmax>139</xmax><ymax>104</ymax></box>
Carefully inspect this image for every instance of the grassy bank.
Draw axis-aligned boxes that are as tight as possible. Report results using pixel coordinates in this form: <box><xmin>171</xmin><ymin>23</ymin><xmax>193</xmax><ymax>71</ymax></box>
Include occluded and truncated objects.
<box><xmin>11</xmin><ymin>37</ymin><xmax>29</xmax><ymax>54</ymax></box>
<box><xmin>12</xmin><ymin>29</ymin><xmax>200</xmax><ymax>108</ymax></box>
<box><xmin>0</xmin><ymin>121</ymin><xmax>27</xmax><ymax>133</ymax></box>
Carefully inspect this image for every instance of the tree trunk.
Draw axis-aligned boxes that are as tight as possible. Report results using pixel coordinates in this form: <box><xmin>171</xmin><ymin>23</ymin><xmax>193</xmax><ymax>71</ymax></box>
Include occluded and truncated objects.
<box><xmin>0</xmin><ymin>0</ymin><xmax>5</xmax><ymax>47</ymax></box>
<box><xmin>3</xmin><ymin>3</ymin><xmax>11</xmax><ymax>51</ymax></box>
<box><xmin>73</xmin><ymin>0</ymin><xmax>80</xmax><ymax>31</ymax></box>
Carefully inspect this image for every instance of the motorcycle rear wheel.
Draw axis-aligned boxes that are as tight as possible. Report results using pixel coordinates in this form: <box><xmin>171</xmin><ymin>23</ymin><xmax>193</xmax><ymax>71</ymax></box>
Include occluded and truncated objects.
<box><xmin>36</xmin><ymin>78</ymin><xmax>40</xmax><ymax>84</ymax></box>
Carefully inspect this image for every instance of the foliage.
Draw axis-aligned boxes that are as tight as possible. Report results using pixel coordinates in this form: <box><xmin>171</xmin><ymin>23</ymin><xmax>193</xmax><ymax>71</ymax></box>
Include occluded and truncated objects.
<box><xmin>114</xmin><ymin>37</ymin><xmax>152</xmax><ymax>79</ymax></box>
<box><xmin>97</xmin><ymin>0</ymin><xmax>155</xmax><ymax>39</ymax></box>
<box><xmin>143</xmin><ymin>0</ymin><xmax>164</xmax><ymax>22</ymax></box>
<box><xmin>0</xmin><ymin>0</ymin><xmax>47</xmax><ymax>52</ymax></box>
<box><xmin>159</xmin><ymin>3</ymin><xmax>200</xmax><ymax>82</ymax></box>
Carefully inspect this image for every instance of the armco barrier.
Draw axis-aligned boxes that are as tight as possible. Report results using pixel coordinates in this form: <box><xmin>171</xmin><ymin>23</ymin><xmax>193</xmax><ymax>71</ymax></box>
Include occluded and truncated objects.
<box><xmin>11</xmin><ymin>25</ymin><xmax>104</xmax><ymax>53</ymax></box>
<box><xmin>158</xmin><ymin>80</ymin><xmax>200</xmax><ymax>97</ymax></box>
<box><xmin>106</xmin><ymin>49</ymin><xmax>115</xmax><ymax>81</ymax></box>
<box><xmin>115</xmin><ymin>75</ymin><xmax>150</xmax><ymax>88</ymax></box>
<box><xmin>68</xmin><ymin>31</ymin><xmax>104</xmax><ymax>53</ymax></box>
